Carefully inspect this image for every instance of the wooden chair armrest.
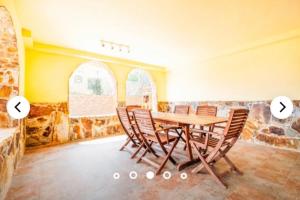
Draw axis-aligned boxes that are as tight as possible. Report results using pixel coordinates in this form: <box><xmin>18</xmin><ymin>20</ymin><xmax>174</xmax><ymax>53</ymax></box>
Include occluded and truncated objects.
<box><xmin>192</xmin><ymin>129</ymin><xmax>223</xmax><ymax>137</ymax></box>
<box><xmin>155</xmin><ymin>128</ymin><xmax>170</xmax><ymax>134</ymax></box>
<box><xmin>159</xmin><ymin>123</ymin><xmax>169</xmax><ymax>129</ymax></box>
<box><xmin>213</xmin><ymin>125</ymin><xmax>226</xmax><ymax>129</ymax></box>
<box><xmin>158</xmin><ymin>125</ymin><xmax>180</xmax><ymax>132</ymax></box>
<box><xmin>155</xmin><ymin>128</ymin><xmax>172</xmax><ymax>144</ymax></box>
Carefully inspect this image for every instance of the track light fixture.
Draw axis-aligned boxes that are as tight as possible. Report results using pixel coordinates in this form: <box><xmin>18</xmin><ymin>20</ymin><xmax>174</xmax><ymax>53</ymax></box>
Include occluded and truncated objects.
<box><xmin>100</xmin><ymin>40</ymin><xmax>130</xmax><ymax>53</ymax></box>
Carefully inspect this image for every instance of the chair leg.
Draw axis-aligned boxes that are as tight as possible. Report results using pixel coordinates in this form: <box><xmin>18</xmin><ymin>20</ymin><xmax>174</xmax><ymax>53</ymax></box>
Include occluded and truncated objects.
<box><xmin>120</xmin><ymin>133</ymin><xmax>138</xmax><ymax>151</ymax></box>
<box><xmin>148</xmin><ymin>144</ymin><xmax>160</xmax><ymax>158</ymax></box>
<box><xmin>137</xmin><ymin>141</ymin><xmax>153</xmax><ymax>163</ymax></box>
<box><xmin>156</xmin><ymin>138</ymin><xmax>179</xmax><ymax>175</ymax></box>
<box><xmin>131</xmin><ymin>142</ymin><xmax>144</xmax><ymax>159</ymax></box>
<box><xmin>161</xmin><ymin>143</ymin><xmax>177</xmax><ymax>165</ymax></box>
<box><xmin>223</xmin><ymin>155</ymin><xmax>243</xmax><ymax>175</ymax></box>
<box><xmin>191</xmin><ymin>163</ymin><xmax>204</xmax><ymax>174</ymax></box>
<box><xmin>191</xmin><ymin>144</ymin><xmax>204</xmax><ymax>173</ymax></box>
<box><xmin>191</xmin><ymin>142</ymin><xmax>227</xmax><ymax>189</ymax></box>
<box><xmin>137</xmin><ymin>148</ymin><xmax>148</xmax><ymax>163</ymax></box>
<box><xmin>119</xmin><ymin>138</ymin><xmax>130</xmax><ymax>151</ymax></box>
<box><xmin>176</xmin><ymin>129</ymin><xmax>188</xmax><ymax>151</ymax></box>
<box><xmin>176</xmin><ymin>129</ymin><xmax>186</xmax><ymax>143</ymax></box>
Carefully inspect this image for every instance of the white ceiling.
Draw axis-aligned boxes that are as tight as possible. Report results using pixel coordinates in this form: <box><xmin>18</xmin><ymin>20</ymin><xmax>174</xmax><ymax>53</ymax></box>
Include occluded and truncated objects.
<box><xmin>15</xmin><ymin>0</ymin><xmax>300</xmax><ymax>68</ymax></box>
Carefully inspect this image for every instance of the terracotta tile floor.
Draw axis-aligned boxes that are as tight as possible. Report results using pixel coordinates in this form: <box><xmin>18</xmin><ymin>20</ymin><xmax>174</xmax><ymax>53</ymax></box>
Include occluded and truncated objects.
<box><xmin>6</xmin><ymin>136</ymin><xmax>300</xmax><ymax>200</ymax></box>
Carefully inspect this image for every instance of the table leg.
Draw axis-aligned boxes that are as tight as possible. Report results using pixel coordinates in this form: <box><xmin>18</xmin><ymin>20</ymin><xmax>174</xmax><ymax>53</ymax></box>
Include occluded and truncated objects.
<box><xmin>185</xmin><ymin>124</ymin><xmax>193</xmax><ymax>160</ymax></box>
<box><xmin>177</xmin><ymin>124</ymin><xmax>200</xmax><ymax>171</ymax></box>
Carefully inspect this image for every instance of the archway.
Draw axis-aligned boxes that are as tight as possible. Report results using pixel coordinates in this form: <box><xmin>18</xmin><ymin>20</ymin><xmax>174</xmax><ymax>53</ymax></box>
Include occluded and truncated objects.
<box><xmin>126</xmin><ymin>69</ymin><xmax>157</xmax><ymax>111</ymax></box>
<box><xmin>69</xmin><ymin>61</ymin><xmax>117</xmax><ymax>116</ymax></box>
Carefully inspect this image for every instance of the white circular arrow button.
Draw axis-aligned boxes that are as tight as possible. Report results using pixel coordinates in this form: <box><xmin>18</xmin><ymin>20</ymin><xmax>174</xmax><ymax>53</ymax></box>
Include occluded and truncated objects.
<box><xmin>6</xmin><ymin>96</ymin><xmax>30</xmax><ymax>119</ymax></box>
<box><xmin>270</xmin><ymin>96</ymin><xmax>293</xmax><ymax>119</ymax></box>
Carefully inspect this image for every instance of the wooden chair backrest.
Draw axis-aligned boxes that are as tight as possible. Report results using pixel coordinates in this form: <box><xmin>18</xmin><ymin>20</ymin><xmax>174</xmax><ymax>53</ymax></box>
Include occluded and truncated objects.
<box><xmin>133</xmin><ymin>109</ymin><xmax>156</xmax><ymax>136</ymax></box>
<box><xmin>224</xmin><ymin>109</ymin><xmax>249</xmax><ymax>140</ymax></box>
<box><xmin>116</xmin><ymin>107</ymin><xmax>133</xmax><ymax>133</ymax></box>
<box><xmin>127</xmin><ymin>105</ymin><xmax>142</xmax><ymax>112</ymax></box>
<box><xmin>174</xmin><ymin>105</ymin><xmax>190</xmax><ymax>114</ymax></box>
<box><xmin>196</xmin><ymin>105</ymin><xmax>217</xmax><ymax>116</ymax></box>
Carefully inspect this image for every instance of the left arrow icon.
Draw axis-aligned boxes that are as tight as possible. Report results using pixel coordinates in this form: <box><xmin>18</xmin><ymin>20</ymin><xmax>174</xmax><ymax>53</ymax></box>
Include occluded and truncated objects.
<box><xmin>15</xmin><ymin>102</ymin><xmax>21</xmax><ymax>112</ymax></box>
<box><xmin>7</xmin><ymin>96</ymin><xmax>30</xmax><ymax>119</ymax></box>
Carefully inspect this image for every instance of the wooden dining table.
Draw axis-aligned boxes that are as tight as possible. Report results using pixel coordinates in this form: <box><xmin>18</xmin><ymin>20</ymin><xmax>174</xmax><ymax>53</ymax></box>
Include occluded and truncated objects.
<box><xmin>152</xmin><ymin>112</ymin><xmax>228</xmax><ymax>170</ymax></box>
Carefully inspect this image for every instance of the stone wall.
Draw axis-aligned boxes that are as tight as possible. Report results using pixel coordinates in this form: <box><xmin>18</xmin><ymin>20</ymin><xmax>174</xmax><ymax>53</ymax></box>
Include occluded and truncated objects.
<box><xmin>25</xmin><ymin>103</ymin><xmax>69</xmax><ymax>147</ymax></box>
<box><xmin>0</xmin><ymin>6</ymin><xmax>24</xmax><ymax>200</ymax></box>
<box><xmin>69</xmin><ymin>115</ymin><xmax>123</xmax><ymax>141</ymax></box>
<box><xmin>0</xmin><ymin>127</ymin><xmax>25</xmax><ymax>200</ymax></box>
<box><xmin>0</xmin><ymin>6</ymin><xmax>19</xmax><ymax>128</ymax></box>
<box><xmin>158</xmin><ymin>100</ymin><xmax>300</xmax><ymax>151</ymax></box>
<box><xmin>25</xmin><ymin>102</ymin><xmax>124</xmax><ymax>147</ymax></box>
<box><xmin>25</xmin><ymin>100</ymin><xmax>300</xmax><ymax>151</ymax></box>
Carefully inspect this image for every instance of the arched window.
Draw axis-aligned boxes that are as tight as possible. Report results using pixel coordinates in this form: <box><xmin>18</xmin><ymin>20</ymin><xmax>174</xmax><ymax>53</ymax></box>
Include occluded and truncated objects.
<box><xmin>126</xmin><ymin>69</ymin><xmax>157</xmax><ymax>111</ymax></box>
<box><xmin>69</xmin><ymin>61</ymin><xmax>117</xmax><ymax>117</ymax></box>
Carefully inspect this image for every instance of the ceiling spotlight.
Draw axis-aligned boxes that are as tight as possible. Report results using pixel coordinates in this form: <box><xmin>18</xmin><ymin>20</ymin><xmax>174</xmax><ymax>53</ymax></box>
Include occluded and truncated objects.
<box><xmin>100</xmin><ymin>40</ymin><xmax>130</xmax><ymax>53</ymax></box>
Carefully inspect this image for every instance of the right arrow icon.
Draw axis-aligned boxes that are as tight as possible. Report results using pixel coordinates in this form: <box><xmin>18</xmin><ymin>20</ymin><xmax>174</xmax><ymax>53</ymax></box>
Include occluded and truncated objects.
<box><xmin>279</xmin><ymin>102</ymin><xmax>286</xmax><ymax>113</ymax></box>
<box><xmin>271</xmin><ymin>96</ymin><xmax>293</xmax><ymax>119</ymax></box>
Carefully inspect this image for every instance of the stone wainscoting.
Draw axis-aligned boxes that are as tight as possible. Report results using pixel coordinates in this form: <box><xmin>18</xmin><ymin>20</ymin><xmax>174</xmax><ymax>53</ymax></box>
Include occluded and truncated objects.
<box><xmin>158</xmin><ymin>101</ymin><xmax>300</xmax><ymax>151</ymax></box>
<box><xmin>26</xmin><ymin>100</ymin><xmax>300</xmax><ymax>151</ymax></box>
<box><xmin>25</xmin><ymin>103</ymin><xmax>123</xmax><ymax>147</ymax></box>
<box><xmin>0</xmin><ymin>127</ymin><xmax>25</xmax><ymax>200</ymax></box>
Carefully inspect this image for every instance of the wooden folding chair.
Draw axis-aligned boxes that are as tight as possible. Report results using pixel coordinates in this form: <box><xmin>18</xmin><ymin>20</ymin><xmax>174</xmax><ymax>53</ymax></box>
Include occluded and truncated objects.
<box><xmin>116</xmin><ymin>107</ymin><xmax>142</xmax><ymax>158</ymax></box>
<box><xmin>190</xmin><ymin>108</ymin><xmax>249</xmax><ymax>188</ymax></box>
<box><xmin>196</xmin><ymin>105</ymin><xmax>218</xmax><ymax>116</ymax></box>
<box><xmin>194</xmin><ymin>105</ymin><xmax>218</xmax><ymax>131</ymax></box>
<box><xmin>133</xmin><ymin>109</ymin><xmax>180</xmax><ymax>175</ymax></box>
<box><xmin>174</xmin><ymin>105</ymin><xmax>190</xmax><ymax>114</ymax></box>
<box><xmin>161</xmin><ymin>105</ymin><xmax>190</xmax><ymax>145</ymax></box>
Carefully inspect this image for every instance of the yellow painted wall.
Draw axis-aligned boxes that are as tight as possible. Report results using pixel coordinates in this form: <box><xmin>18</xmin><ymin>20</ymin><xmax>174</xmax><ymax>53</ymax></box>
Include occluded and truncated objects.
<box><xmin>23</xmin><ymin>35</ymin><xmax>300</xmax><ymax>103</ymax></box>
<box><xmin>0</xmin><ymin>0</ymin><xmax>25</xmax><ymax>95</ymax></box>
<box><xmin>25</xmin><ymin>43</ymin><xmax>167</xmax><ymax>103</ymax></box>
<box><xmin>167</xmin><ymin>35</ymin><xmax>300</xmax><ymax>101</ymax></box>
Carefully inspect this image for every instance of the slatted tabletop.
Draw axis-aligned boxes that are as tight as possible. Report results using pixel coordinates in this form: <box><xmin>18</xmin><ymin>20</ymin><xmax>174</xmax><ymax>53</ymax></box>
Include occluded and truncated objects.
<box><xmin>152</xmin><ymin>112</ymin><xmax>227</xmax><ymax>126</ymax></box>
